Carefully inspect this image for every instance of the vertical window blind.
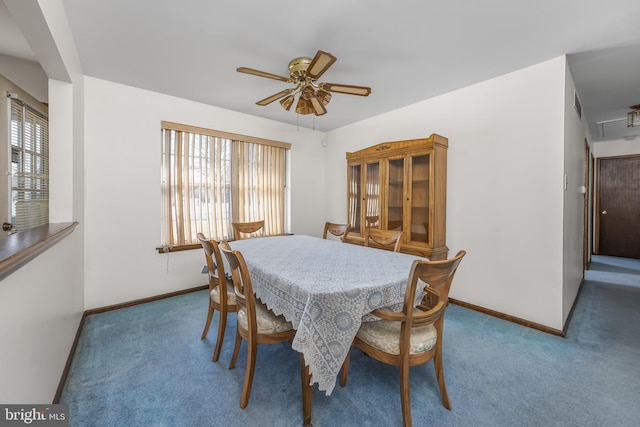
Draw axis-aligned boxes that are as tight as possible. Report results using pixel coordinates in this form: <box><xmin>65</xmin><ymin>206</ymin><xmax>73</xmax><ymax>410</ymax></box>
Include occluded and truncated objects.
<box><xmin>161</xmin><ymin>121</ymin><xmax>289</xmax><ymax>246</ymax></box>
<box><xmin>9</xmin><ymin>98</ymin><xmax>49</xmax><ymax>231</ymax></box>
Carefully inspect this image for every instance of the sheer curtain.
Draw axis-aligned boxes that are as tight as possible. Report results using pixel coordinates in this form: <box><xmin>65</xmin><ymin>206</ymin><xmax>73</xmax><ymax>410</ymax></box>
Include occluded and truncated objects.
<box><xmin>365</xmin><ymin>163</ymin><xmax>380</xmax><ymax>227</ymax></box>
<box><xmin>348</xmin><ymin>164</ymin><xmax>362</xmax><ymax>233</ymax></box>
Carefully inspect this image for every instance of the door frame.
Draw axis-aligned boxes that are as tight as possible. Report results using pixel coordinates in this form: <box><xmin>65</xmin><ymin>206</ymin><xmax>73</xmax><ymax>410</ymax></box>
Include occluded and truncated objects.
<box><xmin>582</xmin><ymin>140</ymin><xmax>591</xmax><ymax>270</ymax></box>
<box><xmin>594</xmin><ymin>153</ymin><xmax>640</xmax><ymax>256</ymax></box>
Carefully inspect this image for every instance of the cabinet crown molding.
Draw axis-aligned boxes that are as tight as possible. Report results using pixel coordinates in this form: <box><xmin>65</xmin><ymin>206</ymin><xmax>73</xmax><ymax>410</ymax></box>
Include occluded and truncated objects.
<box><xmin>346</xmin><ymin>134</ymin><xmax>448</xmax><ymax>160</ymax></box>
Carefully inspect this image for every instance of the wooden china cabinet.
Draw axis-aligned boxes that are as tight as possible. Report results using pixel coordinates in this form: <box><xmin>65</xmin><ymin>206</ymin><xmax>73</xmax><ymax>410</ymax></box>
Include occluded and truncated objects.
<box><xmin>345</xmin><ymin>135</ymin><xmax>448</xmax><ymax>259</ymax></box>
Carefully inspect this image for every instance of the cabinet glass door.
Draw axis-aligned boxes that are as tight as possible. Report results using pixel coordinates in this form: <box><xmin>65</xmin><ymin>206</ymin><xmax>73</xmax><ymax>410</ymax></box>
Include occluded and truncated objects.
<box><xmin>409</xmin><ymin>154</ymin><xmax>430</xmax><ymax>243</ymax></box>
<box><xmin>365</xmin><ymin>162</ymin><xmax>380</xmax><ymax>229</ymax></box>
<box><xmin>387</xmin><ymin>157</ymin><xmax>404</xmax><ymax>231</ymax></box>
<box><xmin>347</xmin><ymin>164</ymin><xmax>362</xmax><ymax>234</ymax></box>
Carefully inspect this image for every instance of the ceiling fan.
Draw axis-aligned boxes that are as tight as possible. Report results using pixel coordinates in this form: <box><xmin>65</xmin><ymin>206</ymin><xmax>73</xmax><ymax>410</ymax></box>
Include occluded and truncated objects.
<box><xmin>237</xmin><ymin>50</ymin><xmax>371</xmax><ymax>116</ymax></box>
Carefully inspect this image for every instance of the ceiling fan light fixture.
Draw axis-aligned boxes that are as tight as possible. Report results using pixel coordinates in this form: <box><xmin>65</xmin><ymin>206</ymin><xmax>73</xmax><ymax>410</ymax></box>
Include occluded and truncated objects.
<box><xmin>295</xmin><ymin>96</ymin><xmax>314</xmax><ymax>115</ymax></box>
<box><xmin>301</xmin><ymin>86</ymin><xmax>315</xmax><ymax>100</ymax></box>
<box><xmin>280</xmin><ymin>94</ymin><xmax>295</xmax><ymax>111</ymax></box>
<box><xmin>627</xmin><ymin>104</ymin><xmax>640</xmax><ymax>127</ymax></box>
<box><xmin>316</xmin><ymin>90</ymin><xmax>332</xmax><ymax>105</ymax></box>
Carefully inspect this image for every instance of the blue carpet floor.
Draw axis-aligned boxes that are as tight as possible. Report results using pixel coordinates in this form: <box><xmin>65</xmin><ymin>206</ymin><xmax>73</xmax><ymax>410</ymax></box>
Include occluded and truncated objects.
<box><xmin>59</xmin><ymin>256</ymin><xmax>640</xmax><ymax>426</ymax></box>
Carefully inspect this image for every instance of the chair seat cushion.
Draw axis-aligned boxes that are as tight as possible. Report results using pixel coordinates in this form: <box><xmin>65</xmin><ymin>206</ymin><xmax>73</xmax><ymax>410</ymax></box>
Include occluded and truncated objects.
<box><xmin>210</xmin><ymin>284</ymin><xmax>236</xmax><ymax>305</ymax></box>
<box><xmin>356</xmin><ymin>317</ymin><xmax>437</xmax><ymax>355</ymax></box>
<box><xmin>237</xmin><ymin>302</ymin><xmax>293</xmax><ymax>334</ymax></box>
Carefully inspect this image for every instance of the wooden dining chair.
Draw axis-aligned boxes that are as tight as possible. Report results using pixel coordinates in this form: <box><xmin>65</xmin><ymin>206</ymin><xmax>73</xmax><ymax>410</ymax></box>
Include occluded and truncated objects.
<box><xmin>232</xmin><ymin>220</ymin><xmax>265</xmax><ymax>240</ymax></box>
<box><xmin>364</xmin><ymin>227</ymin><xmax>403</xmax><ymax>252</ymax></box>
<box><xmin>197</xmin><ymin>233</ymin><xmax>238</xmax><ymax>363</ymax></box>
<box><xmin>339</xmin><ymin>250</ymin><xmax>466</xmax><ymax>427</ymax></box>
<box><xmin>220</xmin><ymin>241</ymin><xmax>296</xmax><ymax>409</ymax></box>
<box><xmin>366</xmin><ymin>215</ymin><xmax>379</xmax><ymax>228</ymax></box>
<box><xmin>322</xmin><ymin>222</ymin><xmax>351</xmax><ymax>243</ymax></box>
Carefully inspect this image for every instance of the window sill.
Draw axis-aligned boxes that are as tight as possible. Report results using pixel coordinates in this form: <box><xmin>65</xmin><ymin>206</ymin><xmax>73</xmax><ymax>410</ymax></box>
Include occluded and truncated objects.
<box><xmin>0</xmin><ymin>222</ymin><xmax>79</xmax><ymax>282</ymax></box>
<box><xmin>156</xmin><ymin>243</ymin><xmax>202</xmax><ymax>253</ymax></box>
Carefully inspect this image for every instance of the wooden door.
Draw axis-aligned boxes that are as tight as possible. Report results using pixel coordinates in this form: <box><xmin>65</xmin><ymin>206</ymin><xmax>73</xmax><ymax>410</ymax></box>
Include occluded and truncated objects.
<box><xmin>597</xmin><ymin>155</ymin><xmax>640</xmax><ymax>259</ymax></box>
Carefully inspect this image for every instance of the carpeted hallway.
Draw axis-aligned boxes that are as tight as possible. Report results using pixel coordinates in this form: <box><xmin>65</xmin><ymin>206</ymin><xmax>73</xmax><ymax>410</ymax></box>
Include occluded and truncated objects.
<box><xmin>58</xmin><ymin>255</ymin><xmax>640</xmax><ymax>426</ymax></box>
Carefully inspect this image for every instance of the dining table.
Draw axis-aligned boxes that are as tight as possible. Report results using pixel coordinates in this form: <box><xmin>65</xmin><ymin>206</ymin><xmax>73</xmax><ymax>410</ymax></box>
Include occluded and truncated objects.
<box><xmin>228</xmin><ymin>234</ymin><xmax>425</xmax><ymax>425</ymax></box>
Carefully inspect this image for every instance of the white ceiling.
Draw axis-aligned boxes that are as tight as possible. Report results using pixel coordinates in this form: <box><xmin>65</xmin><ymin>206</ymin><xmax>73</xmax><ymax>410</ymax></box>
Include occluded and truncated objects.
<box><xmin>0</xmin><ymin>1</ymin><xmax>36</xmax><ymax>61</ymax></box>
<box><xmin>3</xmin><ymin>0</ymin><xmax>640</xmax><ymax>140</ymax></box>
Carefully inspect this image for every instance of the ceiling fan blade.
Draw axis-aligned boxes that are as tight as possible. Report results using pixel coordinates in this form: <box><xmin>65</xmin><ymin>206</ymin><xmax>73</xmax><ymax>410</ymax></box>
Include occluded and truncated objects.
<box><xmin>322</xmin><ymin>83</ymin><xmax>371</xmax><ymax>96</ymax></box>
<box><xmin>256</xmin><ymin>88</ymin><xmax>295</xmax><ymax>106</ymax></box>
<box><xmin>237</xmin><ymin>67</ymin><xmax>291</xmax><ymax>83</ymax></box>
<box><xmin>305</xmin><ymin>50</ymin><xmax>337</xmax><ymax>80</ymax></box>
<box><xmin>310</xmin><ymin>95</ymin><xmax>327</xmax><ymax>116</ymax></box>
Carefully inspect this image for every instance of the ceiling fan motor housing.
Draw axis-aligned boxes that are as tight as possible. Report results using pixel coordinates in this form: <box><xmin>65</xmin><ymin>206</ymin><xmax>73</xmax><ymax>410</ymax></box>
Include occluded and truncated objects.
<box><xmin>289</xmin><ymin>57</ymin><xmax>313</xmax><ymax>80</ymax></box>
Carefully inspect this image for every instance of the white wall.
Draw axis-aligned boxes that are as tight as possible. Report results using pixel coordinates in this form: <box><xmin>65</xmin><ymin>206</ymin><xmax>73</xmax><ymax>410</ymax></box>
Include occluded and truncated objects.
<box><xmin>82</xmin><ymin>77</ymin><xmax>324</xmax><ymax>309</ymax></box>
<box><xmin>592</xmin><ymin>138</ymin><xmax>640</xmax><ymax>158</ymax></box>
<box><xmin>0</xmin><ymin>231</ymin><xmax>82</xmax><ymax>403</ymax></box>
<box><xmin>325</xmin><ymin>57</ymin><xmax>569</xmax><ymax>330</ymax></box>
<box><xmin>562</xmin><ymin>61</ymin><xmax>589</xmax><ymax>324</ymax></box>
<box><xmin>0</xmin><ymin>53</ymin><xmax>48</xmax><ymax>102</ymax></box>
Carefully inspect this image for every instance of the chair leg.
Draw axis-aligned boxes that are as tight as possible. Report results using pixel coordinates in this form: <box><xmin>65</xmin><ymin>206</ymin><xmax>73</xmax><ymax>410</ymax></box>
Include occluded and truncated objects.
<box><xmin>434</xmin><ymin>349</ymin><xmax>451</xmax><ymax>410</ymax></box>
<box><xmin>200</xmin><ymin>301</ymin><xmax>214</xmax><ymax>340</ymax></box>
<box><xmin>212</xmin><ymin>307</ymin><xmax>227</xmax><ymax>362</ymax></box>
<box><xmin>300</xmin><ymin>353</ymin><xmax>312</xmax><ymax>426</ymax></box>
<box><xmin>228</xmin><ymin>330</ymin><xmax>242</xmax><ymax>370</ymax></box>
<box><xmin>339</xmin><ymin>350</ymin><xmax>350</xmax><ymax>387</ymax></box>
<box><xmin>399</xmin><ymin>361</ymin><xmax>412</xmax><ymax>427</ymax></box>
<box><xmin>239</xmin><ymin>340</ymin><xmax>257</xmax><ymax>408</ymax></box>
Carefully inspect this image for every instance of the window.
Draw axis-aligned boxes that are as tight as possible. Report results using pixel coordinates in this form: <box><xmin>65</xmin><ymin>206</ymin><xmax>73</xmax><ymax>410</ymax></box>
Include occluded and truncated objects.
<box><xmin>9</xmin><ymin>97</ymin><xmax>49</xmax><ymax>231</ymax></box>
<box><xmin>161</xmin><ymin>121</ymin><xmax>290</xmax><ymax>247</ymax></box>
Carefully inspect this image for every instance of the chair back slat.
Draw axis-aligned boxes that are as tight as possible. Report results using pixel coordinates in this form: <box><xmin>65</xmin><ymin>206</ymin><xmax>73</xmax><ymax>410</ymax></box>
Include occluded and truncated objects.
<box><xmin>232</xmin><ymin>220</ymin><xmax>265</xmax><ymax>240</ymax></box>
<box><xmin>365</xmin><ymin>227</ymin><xmax>403</xmax><ymax>252</ymax></box>
<box><xmin>323</xmin><ymin>222</ymin><xmax>351</xmax><ymax>242</ymax></box>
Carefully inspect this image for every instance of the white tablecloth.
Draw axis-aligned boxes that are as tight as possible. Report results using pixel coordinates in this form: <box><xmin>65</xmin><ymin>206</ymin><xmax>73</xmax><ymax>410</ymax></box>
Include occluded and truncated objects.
<box><xmin>228</xmin><ymin>235</ymin><xmax>424</xmax><ymax>394</ymax></box>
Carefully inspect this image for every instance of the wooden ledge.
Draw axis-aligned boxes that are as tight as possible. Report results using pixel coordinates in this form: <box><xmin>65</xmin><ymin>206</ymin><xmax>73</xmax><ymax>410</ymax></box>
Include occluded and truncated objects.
<box><xmin>0</xmin><ymin>222</ymin><xmax>79</xmax><ymax>282</ymax></box>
